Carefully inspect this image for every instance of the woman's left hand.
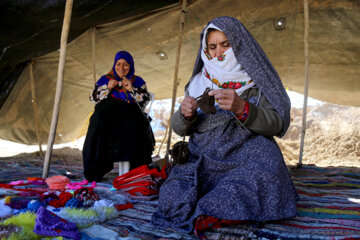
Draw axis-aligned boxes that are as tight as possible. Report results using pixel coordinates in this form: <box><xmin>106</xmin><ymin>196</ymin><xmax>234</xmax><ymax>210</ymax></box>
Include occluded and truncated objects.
<box><xmin>208</xmin><ymin>89</ymin><xmax>245</xmax><ymax>115</ymax></box>
<box><xmin>121</xmin><ymin>78</ymin><xmax>133</xmax><ymax>91</ymax></box>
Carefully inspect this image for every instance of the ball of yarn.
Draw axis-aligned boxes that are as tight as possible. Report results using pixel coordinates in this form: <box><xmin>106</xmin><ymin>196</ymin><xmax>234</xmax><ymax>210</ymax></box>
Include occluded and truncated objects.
<box><xmin>4</xmin><ymin>196</ymin><xmax>11</xmax><ymax>204</ymax></box>
<box><xmin>48</xmin><ymin>192</ymin><xmax>73</xmax><ymax>208</ymax></box>
<box><xmin>45</xmin><ymin>175</ymin><xmax>71</xmax><ymax>190</ymax></box>
<box><xmin>7</xmin><ymin>198</ymin><xmax>30</xmax><ymax>209</ymax></box>
<box><xmin>27</xmin><ymin>200</ymin><xmax>43</xmax><ymax>212</ymax></box>
<box><xmin>65</xmin><ymin>197</ymin><xmax>83</xmax><ymax>208</ymax></box>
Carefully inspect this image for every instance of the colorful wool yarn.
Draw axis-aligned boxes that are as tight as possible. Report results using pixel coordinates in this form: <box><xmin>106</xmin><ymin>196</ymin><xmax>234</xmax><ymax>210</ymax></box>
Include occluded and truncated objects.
<box><xmin>2</xmin><ymin>211</ymin><xmax>38</xmax><ymax>239</ymax></box>
<box><xmin>6</xmin><ymin>198</ymin><xmax>30</xmax><ymax>209</ymax></box>
<box><xmin>39</xmin><ymin>192</ymin><xmax>59</xmax><ymax>204</ymax></box>
<box><xmin>9</xmin><ymin>179</ymin><xmax>46</xmax><ymax>186</ymax></box>
<box><xmin>66</xmin><ymin>179</ymin><xmax>96</xmax><ymax>190</ymax></box>
<box><xmin>0</xmin><ymin>198</ymin><xmax>13</xmax><ymax>217</ymax></box>
<box><xmin>93</xmin><ymin>188</ymin><xmax>130</xmax><ymax>205</ymax></box>
<box><xmin>27</xmin><ymin>200</ymin><xmax>44</xmax><ymax>212</ymax></box>
<box><xmin>34</xmin><ymin>206</ymin><xmax>80</xmax><ymax>240</ymax></box>
<box><xmin>27</xmin><ymin>177</ymin><xmax>44</xmax><ymax>181</ymax></box>
<box><xmin>112</xmin><ymin>165</ymin><xmax>167</xmax><ymax>196</ymax></box>
<box><xmin>93</xmin><ymin>199</ymin><xmax>114</xmax><ymax>207</ymax></box>
<box><xmin>9</xmin><ymin>180</ymin><xmax>26</xmax><ymax>185</ymax></box>
<box><xmin>74</xmin><ymin>188</ymin><xmax>99</xmax><ymax>208</ymax></box>
<box><xmin>1</xmin><ymin>211</ymin><xmax>62</xmax><ymax>240</ymax></box>
<box><xmin>114</xmin><ymin>202</ymin><xmax>134</xmax><ymax>211</ymax></box>
<box><xmin>11</xmin><ymin>200</ymin><xmax>45</xmax><ymax>215</ymax></box>
<box><xmin>45</xmin><ymin>175</ymin><xmax>71</xmax><ymax>190</ymax></box>
<box><xmin>17</xmin><ymin>190</ymin><xmax>41</xmax><ymax>197</ymax></box>
<box><xmin>0</xmin><ymin>224</ymin><xmax>21</xmax><ymax>239</ymax></box>
<box><xmin>4</xmin><ymin>196</ymin><xmax>11</xmax><ymax>204</ymax></box>
<box><xmin>58</xmin><ymin>206</ymin><xmax>118</xmax><ymax>228</ymax></box>
<box><xmin>49</xmin><ymin>191</ymin><xmax>73</xmax><ymax>208</ymax></box>
<box><xmin>65</xmin><ymin>198</ymin><xmax>83</xmax><ymax>208</ymax></box>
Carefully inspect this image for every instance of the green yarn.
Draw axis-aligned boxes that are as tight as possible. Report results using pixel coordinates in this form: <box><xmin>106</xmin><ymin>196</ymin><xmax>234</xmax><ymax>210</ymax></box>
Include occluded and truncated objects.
<box><xmin>1</xmin><ymin>212</ymin><xmax>63</xmax><ymax>240</ymax></box>
<box><xmin>59</xmin><ymin>206</ymin><xmax>118</xmax><ymax>228</ymax></box>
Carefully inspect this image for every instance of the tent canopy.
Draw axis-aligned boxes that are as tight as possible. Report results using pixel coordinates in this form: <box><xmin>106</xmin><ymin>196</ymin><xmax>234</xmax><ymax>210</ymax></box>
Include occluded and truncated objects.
<box><xmin>0</xmin><ymin>0</ymin><xmax>359</xmax><ymax>144</ymax></box>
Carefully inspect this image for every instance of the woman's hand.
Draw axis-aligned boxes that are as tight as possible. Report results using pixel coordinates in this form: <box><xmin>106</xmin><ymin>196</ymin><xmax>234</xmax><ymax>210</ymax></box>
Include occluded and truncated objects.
<box><xmin>107</xmin><ymin>79</ymin><xmax>118</xmax><ymax>89</ymax></box>
<box><xmin>121</xmin><ymin>78</ymin><xmax>133</xmax><ymax>91</ymax></box>
<box><xmin>208</xmin><ymin>89</ymin><xmax>245</xmax><ymax>115</ymax></box>
<box><xmin>181</xmin><ymin>96</ymin><xmax>198</xmax><ymax>119</ymax></box>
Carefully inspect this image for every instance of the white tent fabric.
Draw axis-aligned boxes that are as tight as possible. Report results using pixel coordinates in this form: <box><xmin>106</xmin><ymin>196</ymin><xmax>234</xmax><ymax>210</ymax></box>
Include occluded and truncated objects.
<box><xmin>0</xmin><ymin>0</ymin><xmax>359</xmax><ymax>144</ymax></box>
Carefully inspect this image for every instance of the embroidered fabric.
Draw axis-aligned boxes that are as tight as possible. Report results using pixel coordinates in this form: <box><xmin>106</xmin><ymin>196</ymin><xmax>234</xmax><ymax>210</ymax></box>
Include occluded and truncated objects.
<box><xmin>89</xmin><ymin>79</ymin><xmax>150</xmax><ymax>110</ymax></box>
<box><xmin>188</xmin><ymin>23</ymin><xmax>255</xmax><ymax>99</ymax></box>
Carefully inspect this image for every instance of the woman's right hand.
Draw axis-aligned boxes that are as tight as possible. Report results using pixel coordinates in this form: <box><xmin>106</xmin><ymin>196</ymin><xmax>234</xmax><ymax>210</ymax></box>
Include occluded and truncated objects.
<box><xmin>181</xmin><ymin>96</ymin><xmax>198</xmax><ymax>119</ymax></box>
<box><xmin>107</xmin><ymin>79</ymin><xmax>118</xmax><ymax>89</ymax></box>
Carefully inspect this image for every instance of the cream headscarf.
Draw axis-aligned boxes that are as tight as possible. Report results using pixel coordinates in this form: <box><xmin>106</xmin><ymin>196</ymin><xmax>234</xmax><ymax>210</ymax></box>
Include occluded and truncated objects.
<box><xmin>188</xmin><ymin>24</ymin><xmax>255</xmax><ymax>99</ymax></box>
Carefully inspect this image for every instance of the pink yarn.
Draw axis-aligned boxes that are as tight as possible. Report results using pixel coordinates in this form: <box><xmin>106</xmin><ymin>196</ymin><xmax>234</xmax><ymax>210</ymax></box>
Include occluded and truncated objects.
<box><xmin>66</xmin><ymin>180</ymin><xmax>96</xmax><ymax>190</ymax></box>
<box><xmin>66</xmin><ymin>180</ymin><xmax>88</xmax><ymax>190</ymax></box>
<box><xmin>9</xmin><ymin>180</ymin><xmax>25</xmax><ymax>185</ymax></box>
<box><xmin>46</xmin><ymin>176</ymin><xmax>71</xmax><ymax>190</ymax></box>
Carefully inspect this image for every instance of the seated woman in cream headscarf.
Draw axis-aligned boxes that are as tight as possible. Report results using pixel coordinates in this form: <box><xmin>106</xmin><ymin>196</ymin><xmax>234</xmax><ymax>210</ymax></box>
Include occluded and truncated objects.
<box><xmin>151</xmin><ymin>16</ymin><xmax>298</xmax><ymax>236</ymax></box>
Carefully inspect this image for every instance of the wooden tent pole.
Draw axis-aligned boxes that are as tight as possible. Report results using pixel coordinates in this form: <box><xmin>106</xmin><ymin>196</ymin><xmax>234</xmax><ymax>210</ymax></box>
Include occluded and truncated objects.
<box><xmin>298</xmin><ymin>0</ymin><xmax>309</xmax><ymax>166</ymax></box>
<box><xmin>42</xmin><ymin>0</ymin><xmax>73</xmax><ymax>178</ymax></box>
<box><xmin>165</xmin><ymin>0</ymin><xmax>187</xmax><ymax>160</ymax></box>
<box><xmin>29</xmin><ymin>60</ymin><xmax>43</xmax><ymax>157</ymax></box>
<box><xmin>92</xmin><ymin>27</ymin><xmax>97</xmax><ymax>85</ymax></box>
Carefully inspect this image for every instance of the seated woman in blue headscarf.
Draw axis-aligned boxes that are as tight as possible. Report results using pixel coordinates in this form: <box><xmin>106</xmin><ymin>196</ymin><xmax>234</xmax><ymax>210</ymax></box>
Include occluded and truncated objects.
<box><xmin>151</xmin><ymin>17</ymin><xmax>298</xmax><ymax>235</ymax></box>
<box><xmin>83</xmin><ymin>51</ymin><xmax>155</xmax><ymax>182</ymax></box>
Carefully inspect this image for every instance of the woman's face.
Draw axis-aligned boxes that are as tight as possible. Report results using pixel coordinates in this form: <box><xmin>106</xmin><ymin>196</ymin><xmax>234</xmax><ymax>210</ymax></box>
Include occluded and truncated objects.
<box><xmin>115</xmin><ymin>59</ymin><xmax>130</xmax><ymax>78</ymax></box>
<box><xmin>206</xmin><ymin>30</ymin><xmax>231</xmax><ymax>59</ymax></box>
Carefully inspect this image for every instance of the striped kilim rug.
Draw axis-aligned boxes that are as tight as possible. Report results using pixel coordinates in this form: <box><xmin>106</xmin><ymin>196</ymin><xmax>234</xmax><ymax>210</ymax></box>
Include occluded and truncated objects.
<box><xmin>1</xmin><ymin>156</ymin><xmax>359</xmax><ymax>239</ymax></box>
<box><xmin>93</xmin><ymin>165</ymin><xmax>360</xmax><ymax>240</ymax></box>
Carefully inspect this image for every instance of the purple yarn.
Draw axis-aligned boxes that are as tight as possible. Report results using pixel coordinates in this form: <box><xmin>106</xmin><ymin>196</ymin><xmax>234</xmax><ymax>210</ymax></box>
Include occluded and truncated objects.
<box><xmin>34</xmin><ymin>206</ymin><xmax>80</xmax><ymax>240</ymax></box>
<box><xmin>39</xmin><ymin>193</ymin><xmax>59</xmax><ymax>204</ymax></box>
<box><xmin>18</xmin><ymin>191</ymin><xmax>41</xmax><ymax>197</ymax></box>
<box><xmin>6</xmin><ymin>199</ymin><xmax>30</xmax><ymax>209</ymax></box>
<box><xmin>31</xmin><ymin>180</ymin><xmax>46</xmax><ymax>185</ymax></box>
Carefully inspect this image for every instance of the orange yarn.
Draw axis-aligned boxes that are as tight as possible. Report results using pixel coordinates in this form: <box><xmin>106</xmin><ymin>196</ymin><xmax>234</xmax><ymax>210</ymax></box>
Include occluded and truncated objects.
<box><xmin>45</xmin><ymin>175</ymin><xmax>71</xmax><ymax>190</ymax></box>
<box><xmin>27</xmin><ymin>177</ymin><xmax>44</xmax><ymax>181</ymax></box>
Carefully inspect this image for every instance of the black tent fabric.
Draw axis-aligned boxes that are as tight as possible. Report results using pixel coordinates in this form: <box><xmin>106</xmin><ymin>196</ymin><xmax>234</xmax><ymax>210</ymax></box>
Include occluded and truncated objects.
<box><xmin>0</xmin><ymin>0</ymin><xmax>178</xmax><ymax>109</ymax></box>
<box><xmin>0</xmin><ymin>0</ymin><xmax>359</xmax><ymax>144</ymax></box>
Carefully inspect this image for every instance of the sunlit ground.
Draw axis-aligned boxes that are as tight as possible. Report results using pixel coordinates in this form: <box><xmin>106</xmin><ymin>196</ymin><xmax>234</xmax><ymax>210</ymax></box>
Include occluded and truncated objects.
<box><xmin>0</xmin><ymin>137</ymin><xmax>85</xmax><ymax>158</ymax></box>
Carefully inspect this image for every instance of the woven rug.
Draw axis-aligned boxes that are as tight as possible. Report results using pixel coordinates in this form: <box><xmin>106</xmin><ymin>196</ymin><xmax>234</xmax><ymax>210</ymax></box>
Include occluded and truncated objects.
<box><xmin>1</xmin><ymin>155</ymin><xmax>359</xmax><ymax>239</ymax></box>
<box><xmin>0</xmin><ymin>155</ymin><xmax>118</xmax><ymax>184</ymax></box>
<box><xmin>80</xmin><ymin>165</ymin><xmax>360</xmax><ymax>240</ymax></box>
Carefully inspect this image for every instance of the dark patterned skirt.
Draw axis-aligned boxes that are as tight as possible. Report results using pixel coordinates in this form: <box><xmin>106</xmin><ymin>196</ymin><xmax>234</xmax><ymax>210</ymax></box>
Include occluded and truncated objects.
<box><xmin>82</xmin><ymin>97</ymin><xmax>154</xmax><ymax>181</ymax></box>
<box><xmin>151</xmin><ymin>109</ymin><xmax>298</xmax><ymax>233</ymax></box>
